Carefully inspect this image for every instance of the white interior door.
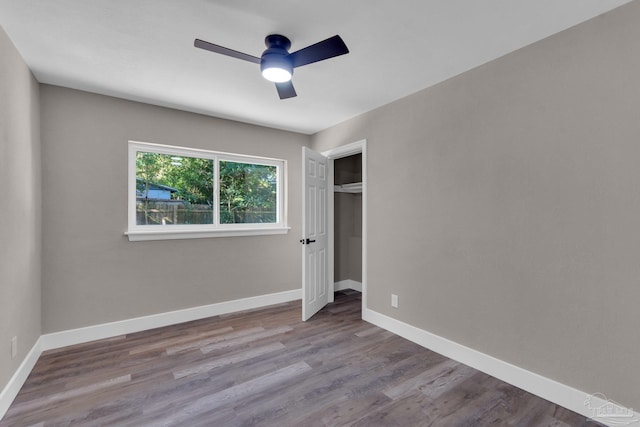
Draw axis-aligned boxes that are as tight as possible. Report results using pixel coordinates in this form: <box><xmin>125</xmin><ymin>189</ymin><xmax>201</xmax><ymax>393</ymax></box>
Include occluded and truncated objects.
<box><xmin>302</xmin><ymin>147</ymin><xmax>329</xmax><ymax>321</ymax></box>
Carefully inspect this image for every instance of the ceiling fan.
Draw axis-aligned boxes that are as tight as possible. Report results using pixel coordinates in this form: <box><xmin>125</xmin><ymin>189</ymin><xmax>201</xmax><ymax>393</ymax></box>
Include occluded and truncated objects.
<box><xmin>194</xmin><ymin>34</ymin><xmax>349</xmax><ymax>99</ymax></box>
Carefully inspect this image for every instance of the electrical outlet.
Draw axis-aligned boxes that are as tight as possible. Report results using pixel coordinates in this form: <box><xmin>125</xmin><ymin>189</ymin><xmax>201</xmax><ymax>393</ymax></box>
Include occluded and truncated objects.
<box><xmin>391</xmin><ymin>294</ymin><xmax>399</xmax><ymax>308</ymax></box>
<box><xmin>11</xmin><ymin>336</ymin><xmax>17</xmax><ymax>359</ymax></box>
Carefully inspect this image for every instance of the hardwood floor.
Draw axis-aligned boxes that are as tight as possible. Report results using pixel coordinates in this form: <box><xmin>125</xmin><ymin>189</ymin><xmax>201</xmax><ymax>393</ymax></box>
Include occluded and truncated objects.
<box><xmin>1</xmin><ymin>291</ymin><xmax>602</xmax><ymax>426</ymax></box>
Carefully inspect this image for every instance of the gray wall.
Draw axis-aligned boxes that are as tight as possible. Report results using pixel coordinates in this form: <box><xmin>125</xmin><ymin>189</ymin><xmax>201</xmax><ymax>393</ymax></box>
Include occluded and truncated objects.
<box><xmin>0</xmin><ymin>27</ymin><xmax>41</xmax><ymax>390</ymax></box>
<box><xmin>41</xmin><ymin>86</ymin><xmax>309</xmax><ymax>333</ymax></box>
<box><xmin>334</xmin><ymin>193</ymin><xmax>362</xmax><ymax>283</ymax></box>
<box><xmin>313</xmin><ymin>1</ymin><xmax>640</xmax><ymax>410</ymax></box>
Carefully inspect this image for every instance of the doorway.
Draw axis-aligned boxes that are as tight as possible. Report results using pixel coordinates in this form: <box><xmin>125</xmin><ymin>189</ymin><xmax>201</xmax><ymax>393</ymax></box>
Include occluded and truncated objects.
<box><xmin>301</xmin><ymin>140</ymin><xmax>367</xmax><ymax>321</ymax></box>
<box><xmin>325</xmin><ymin>140</ymin><xmax>366</xmax><ymax>318</ymax></box>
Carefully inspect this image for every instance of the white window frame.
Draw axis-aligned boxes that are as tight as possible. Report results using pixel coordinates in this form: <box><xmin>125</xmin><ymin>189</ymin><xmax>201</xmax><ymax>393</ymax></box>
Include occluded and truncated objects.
<box><xmin>126</xmin><ymin>141</ymin><xmax>289</xmax><ymax>241</ymax></box>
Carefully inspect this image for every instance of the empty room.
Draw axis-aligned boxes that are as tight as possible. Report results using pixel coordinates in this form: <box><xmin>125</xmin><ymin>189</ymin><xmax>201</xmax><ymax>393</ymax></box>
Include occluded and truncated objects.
<box><xmin>1</xmin><ymin>1</ymin><xmax>639</xmax><ymax>425</ymax></box>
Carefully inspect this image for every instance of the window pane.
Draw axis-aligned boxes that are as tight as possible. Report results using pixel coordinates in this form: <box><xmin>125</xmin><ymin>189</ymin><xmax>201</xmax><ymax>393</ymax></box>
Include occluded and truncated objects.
<box><xmin>136</xmin><ymin>152</ymin><xmax>213</xmax><ymax>225</ymax></box>
<box><xmin>219</xmin><ymin>161</ymin><xmax>277</xmax><ymax>224</ymax></box>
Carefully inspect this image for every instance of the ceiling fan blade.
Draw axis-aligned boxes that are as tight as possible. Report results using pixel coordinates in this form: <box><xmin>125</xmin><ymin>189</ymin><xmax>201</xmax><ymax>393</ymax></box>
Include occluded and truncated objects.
<box><xmin>194</xmin><ymin>39</ymin><xmax>261</xmax><ymax>64</ymax></box>
<box><xmin>288</xmin><ymin>35</ymin><xmax>349</xmax><ymax>68</ymax></box>
<box><xmin>275</xmin><ymin>81</ymin><xmax>297</xmax><ymax>99</ymax></box>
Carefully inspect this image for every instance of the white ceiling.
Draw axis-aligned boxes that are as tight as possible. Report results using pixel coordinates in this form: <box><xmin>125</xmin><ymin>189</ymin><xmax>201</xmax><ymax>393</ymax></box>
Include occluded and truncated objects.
<box><xmin>0</xmin><ymin>0</ymin><xmax>632</xmax><ymax>134</ymax></box>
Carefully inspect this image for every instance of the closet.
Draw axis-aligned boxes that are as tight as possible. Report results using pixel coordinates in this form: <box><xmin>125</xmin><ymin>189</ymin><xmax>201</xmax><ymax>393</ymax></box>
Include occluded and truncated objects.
<box><xmin>333</xmin><ymin>153</ymin><xmax>362</xmax><ymax>291</ymax></box>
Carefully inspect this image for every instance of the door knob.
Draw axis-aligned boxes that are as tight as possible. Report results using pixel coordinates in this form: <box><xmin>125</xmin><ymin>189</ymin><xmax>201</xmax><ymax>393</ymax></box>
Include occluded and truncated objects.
<box><xmin>300</xmin><ymin>238</ymin><xmax>316</xmax><ymax>244</ymax></box>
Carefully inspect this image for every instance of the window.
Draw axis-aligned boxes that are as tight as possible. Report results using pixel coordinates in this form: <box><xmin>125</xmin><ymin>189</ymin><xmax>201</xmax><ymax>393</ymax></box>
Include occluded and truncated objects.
<box><xmin>127</xmin><ymin>141</ymin><xmax>288</xmax><ymax>241</ymax></box>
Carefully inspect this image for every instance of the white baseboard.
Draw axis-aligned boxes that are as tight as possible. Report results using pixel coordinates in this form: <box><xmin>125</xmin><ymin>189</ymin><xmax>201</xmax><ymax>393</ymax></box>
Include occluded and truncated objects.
<box><xmin>0</xmin><ymin>337</ymin><xmax>43</xmax><ymax>420</ymax></box>
<box><xmin>1</xmin><ymin>289</ymin><xmax>301</xmax><ymax>421</ymax></box>
<box><xmin>40</xmin><ymin>289</ymin><xmax>301</xmax><ymax>351</ymax></box>
<box><xmin>362</xmin><ymin>308</ymin><xmax>639</xmax><ymax>427</ymax></box>
<box><xmin>334</xmin><ymin>279</ymin><xmax>362</xmax><ymax>292</ymax></box>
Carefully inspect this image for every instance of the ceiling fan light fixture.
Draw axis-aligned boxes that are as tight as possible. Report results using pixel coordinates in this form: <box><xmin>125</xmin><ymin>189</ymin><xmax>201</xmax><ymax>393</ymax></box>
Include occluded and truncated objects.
<box><xmin>261</xmin><ymin>55</ymin><xmax>293</xmax><ymax>83</ymax></box>
<box><xmin>262</xmin><ymin>66</ymin><xmax>292</xmax><ymax>83</ymax></box>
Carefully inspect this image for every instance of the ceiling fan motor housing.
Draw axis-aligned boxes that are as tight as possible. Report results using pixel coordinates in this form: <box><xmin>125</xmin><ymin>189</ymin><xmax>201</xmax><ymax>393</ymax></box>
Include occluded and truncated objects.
<box><xmin>260</xmin><ymin>34</ymin><xmax>293</xmax><ymax>78</ymax></box>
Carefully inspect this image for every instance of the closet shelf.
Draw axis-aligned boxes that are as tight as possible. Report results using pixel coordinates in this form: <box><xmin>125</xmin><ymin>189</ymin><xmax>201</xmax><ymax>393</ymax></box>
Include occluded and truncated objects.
<box><xmin>334</xmin><ymin>182</ymin><xmax>362</xmax><ymax>193</ymax></box>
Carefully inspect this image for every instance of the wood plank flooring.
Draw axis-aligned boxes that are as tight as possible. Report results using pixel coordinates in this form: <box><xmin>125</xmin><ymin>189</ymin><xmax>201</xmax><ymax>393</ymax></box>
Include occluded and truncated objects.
<box><xmin>1</xmin><ymin>291</ymin><xmax>603</xmax><ymax>426</ymax></box>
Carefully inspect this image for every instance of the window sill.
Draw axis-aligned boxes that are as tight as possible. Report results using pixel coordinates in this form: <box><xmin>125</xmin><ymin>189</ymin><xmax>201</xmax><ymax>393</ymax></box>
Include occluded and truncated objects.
<box><xmin>125</xmin><ymin>227</ymin><xmax>290</xmax><ymax>241</ymax></box>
